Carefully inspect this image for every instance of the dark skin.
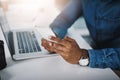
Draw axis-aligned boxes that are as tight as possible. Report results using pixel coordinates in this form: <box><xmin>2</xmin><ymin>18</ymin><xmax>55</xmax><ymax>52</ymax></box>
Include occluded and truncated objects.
<box><xmin>41</xmin><ymin>36</ymin><xmax>89</xmax><ymax>64</ymax></box>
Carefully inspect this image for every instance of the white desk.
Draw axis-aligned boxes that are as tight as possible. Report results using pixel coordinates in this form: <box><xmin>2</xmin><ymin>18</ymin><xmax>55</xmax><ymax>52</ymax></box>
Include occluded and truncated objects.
<box><xmin>0</xmin><ymin>27</ymin><xmax>119</xmax><ymax>80</ymax></box>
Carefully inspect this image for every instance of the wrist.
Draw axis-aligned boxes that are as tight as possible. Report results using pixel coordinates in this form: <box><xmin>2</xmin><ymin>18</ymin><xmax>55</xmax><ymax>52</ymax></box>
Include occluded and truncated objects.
<box><xmin>79</xmin><ymin>49</ymin><xmax>89</xmax><ymax>66</ymax></box>
<box><xmin>81</xmin><ymin>49</ymin><xmax>89</xmax><ymax>58</ymax></box>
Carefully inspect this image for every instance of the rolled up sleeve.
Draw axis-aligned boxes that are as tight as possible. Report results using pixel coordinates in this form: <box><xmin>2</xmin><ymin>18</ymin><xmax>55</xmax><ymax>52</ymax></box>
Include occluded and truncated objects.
<box><xmin>88</xmin><ymin>48</ymin><xmax>120</xmax><ymax>70</ymax></box>
<box><xmin>50</xmin><ymin>0</ymin><xmax>82</xmax><ymax>39</ymax></box>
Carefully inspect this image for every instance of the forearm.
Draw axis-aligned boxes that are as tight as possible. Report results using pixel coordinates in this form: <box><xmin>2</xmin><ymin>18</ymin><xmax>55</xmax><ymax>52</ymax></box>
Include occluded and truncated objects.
<box><xmin>88</xmin><ymin>48</ymin><xmax>120</xmax><ymax>70</ymax></box>
<box><xmin>50</xmin><ymin>0</ymin><xmax>83</xmax><ymax>39</ymax></box>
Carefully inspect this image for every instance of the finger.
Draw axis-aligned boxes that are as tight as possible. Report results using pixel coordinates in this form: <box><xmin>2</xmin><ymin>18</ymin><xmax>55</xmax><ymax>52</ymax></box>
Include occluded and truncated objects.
<box><xmin>42</xmin><ymin>38</ymin><xmax>53</xmax><ymax>46</ymax></box>
<box><xmin>42</xmin><ymin>38</ymin><xmax>77</xmax><ymax>63</ymax></box>
<box><xmin>49</xmin><ymin>36</ymin><xmax>67</xmax><ymax>46</ymax></box>
<box><xmin>41</xmin><ymin>38</ymin><xmax>47</xmax><ymax>46</ymax></box>
<box><xmin>54</xmin><ymin>48</ymin><xmax>67</xmax><ymax>58</ymax></box>
<box><xmin>42</xmin><ymin>40</ymin><xmax>69</xmax><ymax>61</ymax></box>
<box><xmin>53</xmin><ymin>43</ymin><xmax>70</xmax><ymax>57</ymax></box>
<box><xmin>41</xmin><ymin>38</ymin><xmax>54</xmax><ymax>52</ymax></box>
<box><xmin>41</xmin><ymin>38</ymin><xmax>65</xmax><ymax>53</ymax></box>
<box><xmin>49</xmin><ymin>36</ymin><xmax>61</xmax><ymax>43</ymax></box>
<box><xmin>41</xmin><ymin>38</ymin><xmax>49</xmax><ymax>47</ymax></box>
<box><xmin>64</xmin><ymin>36</ymin><xmax>75</xmax><ymax>42</ymax></box>
<box><xmin>53</xmin><ymin>43</ymin><xmax>66</xmax><ymax>51</ymax></box>
<box><xmin>54</xmin><ymin>48</ymin><xmax>63</xmax><ymax>54</ymax></box>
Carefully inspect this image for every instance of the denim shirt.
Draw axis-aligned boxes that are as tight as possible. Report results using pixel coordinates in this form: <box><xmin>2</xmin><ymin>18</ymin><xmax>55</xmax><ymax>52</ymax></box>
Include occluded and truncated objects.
<box><xmin>50</xmin><ymin>0</ymin><xmax>120</xmax><ymax>70</ymax></box>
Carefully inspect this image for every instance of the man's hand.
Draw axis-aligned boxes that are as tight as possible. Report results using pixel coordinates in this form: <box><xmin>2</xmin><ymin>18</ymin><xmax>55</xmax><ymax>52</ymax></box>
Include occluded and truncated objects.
<box><xmin>41</xmin><ymin>36</ymin><xmax>89</xmax><ymax>64</ymax></box>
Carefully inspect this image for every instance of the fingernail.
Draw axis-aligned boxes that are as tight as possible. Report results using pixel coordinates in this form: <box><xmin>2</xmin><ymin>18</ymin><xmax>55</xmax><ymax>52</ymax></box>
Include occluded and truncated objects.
<box><xmin>49</xmin><ymin>42</ymin><xmax>52</xmax><ymax>46</ymax></box>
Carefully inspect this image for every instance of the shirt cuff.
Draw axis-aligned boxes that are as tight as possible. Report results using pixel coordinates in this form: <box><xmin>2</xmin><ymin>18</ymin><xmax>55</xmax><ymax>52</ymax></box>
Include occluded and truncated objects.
<box><xmin>88</xmin><ymin>49</ymin><xmax>106</xmax><ymax>68</ymax></box>
<box><xmin>88</xmin><ymin>48</ymin><xmax>120</xmax><ymax>69</ymax></box>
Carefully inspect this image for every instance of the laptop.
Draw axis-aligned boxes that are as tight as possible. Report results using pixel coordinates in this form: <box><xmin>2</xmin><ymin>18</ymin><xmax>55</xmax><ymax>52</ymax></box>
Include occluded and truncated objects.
<box><xmin>0</xmin><ymin>8</ymin><xmax>56</xmax><ymax>60</ymax></box>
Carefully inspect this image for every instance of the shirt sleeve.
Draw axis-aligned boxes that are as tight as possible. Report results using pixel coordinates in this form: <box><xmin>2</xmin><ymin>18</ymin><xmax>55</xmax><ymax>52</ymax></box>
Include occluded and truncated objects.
<box><xmin>50</xmin><ymin>0</ymin><xmax>82</xmax><ymax>39</ymax></box>
<box><xmin>88</xmin><ymin>48</ymin><xmax>120</xmax><ymax>70</ymax></box>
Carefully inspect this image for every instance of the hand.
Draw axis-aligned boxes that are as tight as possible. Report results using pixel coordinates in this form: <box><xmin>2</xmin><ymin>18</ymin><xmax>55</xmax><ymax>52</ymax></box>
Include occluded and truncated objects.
<box><xmin>41</xmin><ymin>36</ymin><xmax>89</xmax><ymax>64</ymax></box>
<box><xmin>41</xmin><ymin>38</ymin><xmax>55</xmax><ymax>53</ymax></box>
<box><xmin>49</xmin><ymin>36</ymin><xmax>83</xmax><ymax>64</ymax></box>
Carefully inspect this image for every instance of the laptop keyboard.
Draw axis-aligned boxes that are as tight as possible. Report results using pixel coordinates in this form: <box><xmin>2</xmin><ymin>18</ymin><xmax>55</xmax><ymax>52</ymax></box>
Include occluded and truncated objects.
<box><xmin>16</xmin><ymin>31</ymin><xmax>41</xmax><ymax>54</ymax></box>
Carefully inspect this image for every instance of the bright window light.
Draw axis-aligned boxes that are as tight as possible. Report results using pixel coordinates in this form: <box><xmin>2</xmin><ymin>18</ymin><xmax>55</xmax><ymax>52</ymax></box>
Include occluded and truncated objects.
<box><xmin>7</xmin><ymin>0</ymin><xmax>60</xmax><ymax>28</ymax></box>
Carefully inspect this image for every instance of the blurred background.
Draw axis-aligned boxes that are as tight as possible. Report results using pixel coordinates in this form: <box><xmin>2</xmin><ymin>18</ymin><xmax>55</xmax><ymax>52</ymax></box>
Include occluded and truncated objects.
<box><xmin>0</xmin><ymin>0</ymin><xmax>61</xmax><ymax>28</ymax></box>
<box><xmin>0</xmin><ymin>0</ymin><xmax>93</xmax><ymax>47</ymax></box>
<box><xmin>0</xmin><ymin>0</ymin><xmax>87</xmax><ymax>28</ymax></box>
<box><xmin>0</xmin><ymin>0</ymin><xmax>73</xmax><ymax>28</ymax></box>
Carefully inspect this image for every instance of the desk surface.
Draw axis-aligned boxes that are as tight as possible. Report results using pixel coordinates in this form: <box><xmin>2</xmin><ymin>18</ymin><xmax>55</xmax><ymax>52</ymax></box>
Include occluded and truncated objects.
<box><xmin>0</xmin><ymin>27</ymin><xmax>120</xmax><ymax>80</ymax></box>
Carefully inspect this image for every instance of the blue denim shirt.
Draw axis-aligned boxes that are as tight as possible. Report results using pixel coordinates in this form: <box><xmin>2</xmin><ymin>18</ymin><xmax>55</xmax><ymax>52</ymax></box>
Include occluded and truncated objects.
<box><xmin>50</xmin><ymin>0</ymin><xmax>120</xmax><ymax>70</ymax></box>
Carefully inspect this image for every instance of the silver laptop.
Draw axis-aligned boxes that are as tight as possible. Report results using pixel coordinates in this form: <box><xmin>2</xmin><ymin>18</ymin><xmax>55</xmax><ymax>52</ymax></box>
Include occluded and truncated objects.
<box><xmin>0</xmin><ymin>8</ymin><xmax>56</xmax><ymax>60</ymax></box>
